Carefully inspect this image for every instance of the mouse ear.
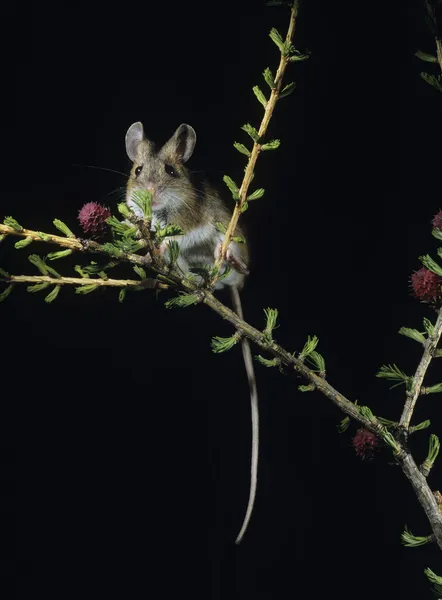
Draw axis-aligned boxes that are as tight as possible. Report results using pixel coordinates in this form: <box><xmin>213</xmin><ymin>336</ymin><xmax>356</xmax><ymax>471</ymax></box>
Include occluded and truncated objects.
<box><xmin>163</xmin><ymin>124</ymin><xmax>197</xmax><ymax>164</ymax></box>
<box><xmin>125</xmin><ymin>122</ymin><xmax>145</xmax><ymax>162</ymax></box>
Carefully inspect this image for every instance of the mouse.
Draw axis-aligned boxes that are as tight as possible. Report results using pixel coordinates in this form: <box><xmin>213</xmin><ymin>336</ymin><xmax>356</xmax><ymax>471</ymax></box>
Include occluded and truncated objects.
<box><xmin>125</xmin><ymin>121</ymin><xmax>259</xmax><ymax>544</ymax></box>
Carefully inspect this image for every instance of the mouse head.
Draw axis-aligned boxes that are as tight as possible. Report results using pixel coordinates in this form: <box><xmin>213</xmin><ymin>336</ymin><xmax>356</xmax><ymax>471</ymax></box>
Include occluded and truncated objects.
<box><xmin>125</xmin><ymin>122</ymin><xmax>197</xmax><ymax>216</ymax></box>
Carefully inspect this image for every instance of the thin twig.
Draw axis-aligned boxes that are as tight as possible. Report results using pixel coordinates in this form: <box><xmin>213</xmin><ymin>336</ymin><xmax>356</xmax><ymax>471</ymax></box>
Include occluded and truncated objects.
<box><xmin>399</xmin><ymin>307</ymin><xmax>442</xmax><ymax>431</ymax></box>
<box><xmin>426</xmin><ymin>0</ymin><xmax>442</xmax><ymax>72</ymax></box>
<box><xmin>0</xmin><ymin>223</ymin><xmax>153</xmax><ymax>269</ymax></box>
<box><xmin>1</xmin><ymin>274</ymin><xmax>168</xmax><ymax>290</ymax></box>
<box><xmin>211</xmin><ymin>1</ymin><xmax>298</xmax><ymax>285</ymax></box>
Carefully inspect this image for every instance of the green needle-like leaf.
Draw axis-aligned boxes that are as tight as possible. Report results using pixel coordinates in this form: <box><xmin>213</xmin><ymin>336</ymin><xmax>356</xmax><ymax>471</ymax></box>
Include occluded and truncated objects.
<box><xmin>423</xmin><ymin>317</ymin><xmax>435</xmax><ymax>337</ymax></box>
<box><xmin>279</xmin><ymin>82</ymin><xmax>296</xmax><ymax>98</ymax></box>
<box><xmin>269</xmin><ymin>27</ymin><xmax>285</xmax><ymax>52</ymax></box>
<box><xmin>3</xmin><ymin>216</ymin><xmax>23</xmax><ymax>231</ymax></box>
<box><xmin>247</xmin><ymin>188</ymin><xmax>265</xmax><ymax>201</ymax></box>
<box><xmin>425</xmin><ymin>383</ymin><xmax>442</xmax><ymax>394</ymax></box>
<box><xmin>223</xmin><ymin>175</ymin><xmax>240</xmax><ymax>200</ymax></box>
<box><xmin>298</xmin><ymin>384</ymin><xmax>315</xmax><ymax>392</ymax></box>
<box><xmin>401</xmin><ymin>526</ymin><xmax>431</xmax><ymax>547</ymax></box>
<box><xmin>289</xmin><ymin>49</ymin><xmax>311</xmax><ymax>62</ymax></box>
<box><xmin>253</xmin><ymin>85</ymin><xmax>268</xmax><ymax>108</ymax></box>
<box><xmin>255</xmin><ymin>355</ymin><xmax>280</xmax><ymax>367</ymax></box>
<box><xmin>75</xmin><ymin>284</ymin><xmax>99</xmax><ymax>295</ymax></box>
<box><xmin>27</xmin><ymin>282</ymin><xmax>50</xmax><ymax>293</ymax></box>
<box><xmin>263</xmin><ymin>67</ymin><xmax>275</xmax><ymax>88</ymax></box>
<box><xmin>14</xmin><ymin>237</ymin><xmax>33</xmax><ymax>249</ymax></box>
<box><xmin>409</xmin><ymin>420</ymin><xmax>431</xmax><ymax>433</ymax></box>
<box><xmin>0</xmin><ymin>267</ymin><xmax>9</xmax><ymax>278</ymax></box>
<box><xmin>263</xmin><ymin>308</ymin><xmax>278</xmax><ymax>340</ymax></box>
<box><xmin>241</xmin><ymin>123</ymin><xmax>260</xmax><ymax>142</ymax></box>
<box><xmin>155</xmin><ymin>224</ymin><xmax>184</xmax><ymax>238</ymax></box>
<box><xmin>337</xmin><ymin>416</ymin><xmax>350</xmax><ymax>433</ymax></box>
<box><xmin>261</xmin><ymin>139</ymin><xmax>281</xmax><ymax>150</ymax></box>
<box><xmin>45</xmin><ymin>285</ymin><xmax>61</xmax><ymax>303</ymax></box>
<box><xmin>376</xmin><ymin>364</ymin><xmax>410</xmax><ymax>388</ymax></box>
<box><xmin>420</xmin><ymin>72</ymin><xmax>442</xmax><ymax>92</ymax></box>
<box><xmin>211</xmin><ymin>334</ymin><xmax>239</xmax><ymax>353</ymax></box>
<box><xmin>167</xmin><ymin>240</ymin><xmax>180</xmax><ymax>264</ymax></box>
<box><xmin>119</xmin><ymin>288</ymin><xmax>126</xmax><ymax>303</ymax></box>
<box><xmin>117</xmin><ymin>202</ymin><xmax>132</xmax><ymax>219</ymax></box>
<box><xmin>133</xmin><ymin>265</ymin><xmax>147</xmax><ymax>280</ymax></box>
<box><xmin>432</xmin><ymin>227</ymin><xmax>442</xmax><ymax>241</ymax></box>
<box><xmin>189</xmin><ymin>266</ymin><xmax>211</xmax><ymax>284</ymax></box>
<box><xmin>80</xmin><ymin>260</ymin><xmax>102</xmax><ymax>277</ymax></box>
<box><xmin>0</xmin><ymin>285</ymin><xmax>13</xmax><ymax>302</ymax></box>
<box><xmin>28</xmin><ymin>254</ymin><xmax>49</xmax><ymax>275</ymax></box>
<box><xmin>299</xmin><ymin>335</ymin><xmax>319</xmax><ymax>360</ymax></box>
<box><xmin>359</xmin><ymin>406</ymin><xmax>376</xmax><ymax>422</ymax></box>
<box><xmin>53</xmin><ymin>219</ymin><xmax>75</xmax><ymax>237</ymax></box>
<box><xmin>398</xmin><ymin>327</ymin><xmax>426</xmax><ymax>344</ymax></box>
<box><xmin>426</xmin><ymin>434</ymin><xmax>440</xmax><ymax>465</ymax></box>
<box><xmin>107</xmin><ymin>216</ymin><xmax>131</xmax><ymax>235</ymax></box>
<box><xmin>45</xmin><ymin>264</ymin><xmax>61</xmax><ymax>278</ymax></box>
<box><xmin>377</xmin><ymin>417</ymin><xmax>398</xmax><ymax>428</ymax></box>
<box><xmin>233</xmin><ymin>142</ymin><xmax>251</xmax><ymax>157</ymax></box>
<box><xmin>424</xmin><ymin>568</ymin><xmax>442</xmax><ymax>595</ymax></box>
<box><xmin>102</xmin><ymin>243</ymin><xmax>124</xmax><ymax>258</ymax></box>
<box><xmin>131</xmin><ymin>189</ymin><xmax>153</xmax><ymax>219</ymax></box>
<box><xmin>47</xmin><ymin>249</ymin><xmax>73</xmax><ymax>261</ymax></box>
<box><xmin>419</xmin><ymin>254</ymin><xmax>442</xmax><ymax>276</ymax></box>
<box><xmin>380</xmin><ymin>429</ymin><xmax>401</xmax><ymax>455</ymax></box>
<box><xmin>165</xmin><ymin>293</ymin><xmax>200</xmax><ymax>309</ymax></box>
<box><xmin>415</xmin><ymin>50</ymin><xmax>438</xmax><ymax>63</ymax></box>
<box><xmin>306</xmin><ymin>351</ymin><xmax>325</xmax><ymax>373</ymax></box>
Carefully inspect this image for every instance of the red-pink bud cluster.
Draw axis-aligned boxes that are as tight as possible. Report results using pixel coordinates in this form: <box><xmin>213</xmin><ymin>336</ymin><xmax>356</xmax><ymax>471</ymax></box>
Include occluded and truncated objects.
<box><xmin>78</xmin><ymin>202</ymin><xmax>111</xmax><ymax>235</ymax></box>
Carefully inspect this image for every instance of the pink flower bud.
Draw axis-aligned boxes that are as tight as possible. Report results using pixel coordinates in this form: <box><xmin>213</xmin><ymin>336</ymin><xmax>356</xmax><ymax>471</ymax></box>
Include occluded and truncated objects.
<box><xmin>352</xmin><ymin>428</ymin><xmax>380</xmax><ymax>460</ymax></box>
<box><xmin>78</xmin><ymin>202</ymin><xmax>111</xmax><ymax>236</ymax></box>
<box><xmin>432</xmin><ymin>210</ymin><xmax>442</xmax><ymax>230</ymax></box>
<box><xmin>410</xmin><ymin>267</ymin><xmax>441</xmax><ymax>302</ymax></box>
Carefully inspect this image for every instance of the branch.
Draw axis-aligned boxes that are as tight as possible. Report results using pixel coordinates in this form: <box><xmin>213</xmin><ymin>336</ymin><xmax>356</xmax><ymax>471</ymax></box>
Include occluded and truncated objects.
<box><xmin>399</xmin><ymin>307</ymin><xmax>442</xmax><ymax>431</ymax></box>
<box><xmin>0</xmin><ymin>223</ymin><xmax>152</xmax><ymax>268</ymax></box>
<box><xmin>211</xmin><ymin>1</ymin><xmax>299</xmax><ymax>285</ymax></box>
<box><xmin>199</xmin><ymin>290</ymin><xmax>442</xmax><ymax>550</ymax></box>
<box><xmin>0</xmin><ymin>274</ymin><xmax>168</xmax><ymax>290</ymax></box>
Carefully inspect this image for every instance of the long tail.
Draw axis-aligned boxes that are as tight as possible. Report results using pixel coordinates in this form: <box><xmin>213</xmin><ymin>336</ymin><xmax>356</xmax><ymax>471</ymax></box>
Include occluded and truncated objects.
<box><xmin>230</xmin><ymin>286</ymin><xmax>259</xmax><ymax>544</ymax></box>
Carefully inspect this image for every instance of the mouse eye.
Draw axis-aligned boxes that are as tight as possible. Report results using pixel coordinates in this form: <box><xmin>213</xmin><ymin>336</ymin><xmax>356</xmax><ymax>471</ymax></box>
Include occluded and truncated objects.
<box><xmin>164</xmin><ymin>164</ymin><xmax>178</xmax><ymax>177</ymax></box>
<box><xmin>134</xmin><ymin>165</ymin><xmax>143</xmax><ymax>177</ymax></box>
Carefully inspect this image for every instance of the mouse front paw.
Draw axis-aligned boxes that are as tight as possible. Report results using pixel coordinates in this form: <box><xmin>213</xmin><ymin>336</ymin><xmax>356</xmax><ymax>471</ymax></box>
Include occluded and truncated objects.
<box><xmin>214</xmin><ymin>240</ymin><xmax>249</xmax><ymax>275</ymax></box>
<box><xmin>158</xmin><ymin>239</ymin><xmax>169</xmax><ymax>257</ymax></box>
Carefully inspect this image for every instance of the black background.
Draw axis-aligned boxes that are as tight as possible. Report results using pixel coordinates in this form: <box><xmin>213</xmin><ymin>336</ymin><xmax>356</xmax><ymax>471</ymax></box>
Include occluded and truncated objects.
<box><xmin>2</xmin><ymin>0</ymin><xmax>442</xmax><ymax>598</ymax></box>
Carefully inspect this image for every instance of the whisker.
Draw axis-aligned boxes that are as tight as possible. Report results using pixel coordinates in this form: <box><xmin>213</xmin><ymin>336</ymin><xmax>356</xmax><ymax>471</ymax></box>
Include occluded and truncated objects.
<box><xmin>191</xmin><ymin>185</ymin><xmax>225</xmax><ymax>205</ymax></box>
<box><xmin>72</xmin><ymin>164</ymin><xmax>129</xmax><ymax>178</ymax></box>
<box><xmin>162</xmin><ymin>190</ymin><xmax>199</xmax><ymax>221</ymax></box>
<box><xmin>106</xmin><ymin>185</ymin><xmax>127</xmax><ymax>198</ymax></box>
